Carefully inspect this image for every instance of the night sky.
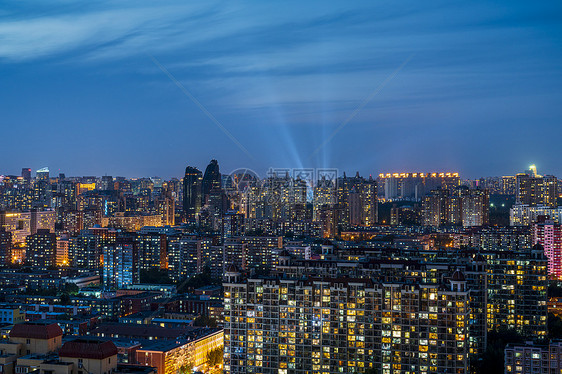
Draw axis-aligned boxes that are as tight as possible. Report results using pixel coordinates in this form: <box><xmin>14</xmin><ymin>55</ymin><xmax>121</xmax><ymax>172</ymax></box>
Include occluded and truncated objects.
<box><xmin>1</xmin><ymin>1</ymin><xmax>561</xmax><ymax>179</ymax></box>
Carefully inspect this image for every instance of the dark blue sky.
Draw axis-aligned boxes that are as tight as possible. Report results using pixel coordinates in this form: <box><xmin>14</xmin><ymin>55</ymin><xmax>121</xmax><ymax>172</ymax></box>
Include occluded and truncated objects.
<box><xmin>1</xmin><ymin>1</ymin><xmax>561</xmax><ymax>179</ymax></box>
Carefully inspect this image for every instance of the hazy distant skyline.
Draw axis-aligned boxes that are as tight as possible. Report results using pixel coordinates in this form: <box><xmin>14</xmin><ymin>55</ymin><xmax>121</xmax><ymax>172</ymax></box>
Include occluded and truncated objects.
<box><xmin>1</xmin><ymin>1</ymin><xmax>561</xmax><ymax>179</ymax></box>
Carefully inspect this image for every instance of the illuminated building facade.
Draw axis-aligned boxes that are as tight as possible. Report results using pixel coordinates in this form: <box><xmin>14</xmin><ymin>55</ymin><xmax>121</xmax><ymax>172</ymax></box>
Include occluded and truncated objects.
<box><xmin>516</xmin><ymin>170</ymin><xmax>558</xmax><ymax>208</ymax></box>
<box><xmin>26</xmin><ymin>229</ymin><xmax>57</xmax><ymax>270</ymax></box>
<box><xmin>31</xmin><ymin>209</ymin><xmax>56</xmax><ymax>234</ymax></box>
<box><xmin>101</xmin><ymin>213</ymin><xmax>163</xmax><ymax>231</ymax></box>
<box><xmin>481</xmin><ymin>245</ymin><xmax>548</xmax><ymax>338</ymax></box>
<box><xmin>102</xmin><ymin>238</ymin><xmax>139</xmax><ymax>288</ymax></box>
<box><xmin>422</xmin><ymin>187</ymin><xmax>489</xmax><ymax>227</ymax></box>
<box><xmin>56</xmin><ymin>235</ymin><xmax>69</xmax><ymax>267</ymax></box>
<box><xmin>313</xmin><ymin>177</ymin><xmax>336</xmax><ymax>222</ymax></box>
<box><xmin>222</xmin><ymin>211</ymin><xmax>245</xmax><ymax>240</ymax></box>
<box><xmin>21</xmin><ymin>168</ymin><xmax>31</xmax><ymax>183</ymax></box>
<box><xmin>136</xmin><ymin>329</ymin><xmax>223</xmax><ymax>374</ymax></box>
<box><xmin>274</xmin><ymin>245</ymin><xmax>548</xmax><ymax>352</ymax></box>
<box><xmin>36</xmin><ymin>167</ymin><xmax>50</xmax><ymax>181</ymax></box>
<box><xmin>69</xmin><ymin>228</ymin><xmax>116</xmax><ymax>270</ymax></box>
<box><xmin>243</xmin><ymin>236</ymin><xmax>283</xmax><ymax>274</ymax></box>
<box><xmin>61</xmin><ymin>210</ymin><xmax>84</xmax><ymax>234</ymax></box>
<box><xmin>224</xmin><ymin>269</ymin><xmax>470</xmax><ymax>374</ymax></box>
<box><xmin>378</xmin><ymin>172</ymin><xmax>460</xmax><ymax>201</ymax></box>
<box><xmin>533</xmin><ymin>217</ymin><xmax>562</xmax><ymax>278</ymax></box>
<box><xmin>453</xmin><ymin>226</ymin><xmax>531</xmax><ymax>251</ymax></box>
<box><xmin>136</xmin><ymin>233</ymin><xmax>168</xmax><ymax>271</ymax></box>
<box><xmin>178</xmin><ymin>236</ymin><xmax>212</xmax><ymax>278</ymax></box>
<box><xmin>502</xmin><ymin>176</ymin><xmax>516</xmax><ymax>195</ymax></box>
<box><xmin>156</xmin><ymin>193</ymin><xmax>175</xmax><ymax>226</ymax></box>
<box><xmin>223</xmin><ymin>238</ymin><xmax>247</xmax><ymax>272</ymax></box>
<box><xmin>316</xmin><ymin>206</ymin><xmax>337</xmax><ymax>239</ymax></box>
<box><xmin>510</xmin><ymin>205</ymin><xmax>562</xmax><ymax>226</ymax></box>
<box><xmin>167</xmin><ymin>235</ymin><xmax>219</xmax><ymax>281</ymax></box>
<box><xmin>504</xmin><ymin>341</ymin><xmax>562</xmax><ymax>374</ymax></box>
<box><xmin>0</xmin><ymin>229</ymin><xmax>12</xmax><ymax>265</ymax></box>
<box><xmin>0</xmin><ymin>211</ymin><xmax>31</xmax><ymax>244</ymax></box>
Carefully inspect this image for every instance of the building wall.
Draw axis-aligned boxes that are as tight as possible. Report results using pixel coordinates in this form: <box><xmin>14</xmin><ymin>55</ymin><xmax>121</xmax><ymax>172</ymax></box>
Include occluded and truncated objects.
<box><xmin>191</xmin><ymin>330</ymin><xmax>223</xmax><ymax>368</ymax></box>
<box><xmin>10</xmin><ymin>336</ymin><xmax>62</xmax><ymax>355</ymax></box>
<box><xmin>224</xmin><ymin>277</ymin><xmax>469</xmax><ymax>374</ymax></box>
<box><xmin>59</xmin><ymin>355</ymin><xmax>117</xmax><ymax>374</ymax></box>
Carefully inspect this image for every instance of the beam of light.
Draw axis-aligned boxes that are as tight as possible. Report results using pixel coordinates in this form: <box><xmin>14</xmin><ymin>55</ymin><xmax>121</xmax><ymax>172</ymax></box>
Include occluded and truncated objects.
<box><xmin>308</xmin><ymin>53</ymin><xmax>415</xmax><ymax>160</ymax></box>
<box><xmin>148</xmin><ymin>54</ymin><xmax>255</xmax><ymax>161</ymax></box>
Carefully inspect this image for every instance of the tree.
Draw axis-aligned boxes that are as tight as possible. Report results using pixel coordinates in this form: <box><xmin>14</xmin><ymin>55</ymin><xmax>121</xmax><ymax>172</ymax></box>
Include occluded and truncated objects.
<box><xmin>179</xmin><ymin>362</ymin><xmax>194</xmax><ymax>374</ymax></box>
<box><xmin>193</xmin><ymin>315</ymin><xmax>217</xmax><ymax>328</ymax></box>
<box><xmin>177</xmin><ymin>267</ymin><xmax>221</xmax><ymax>293</ymax></box>
<box><xmin>140</xmin><ymin>268</ymin><xmax>173</xmax><ymax>284</ymax></box>
<box><xmin>206</xmin><ymin>346</ymin><xmax>224</xmax><ymax>367</ymax></box>
<box><xmin>549</xmin><ymin>313</ymin><xmax>562</xmax><ymax>340</ymax></box>
<box><xmin>64</xmin><ymin>283</ymin><xmax>79</xmax><ymax>294</ymax></box>
<box><xmin>59</xmin><ymin>293</ymin><xmax>71</xmax><ymax>305</ymax></box>
<box><xmin>471</xmin><ymin>328</ymin><xmax>525</xmax><ymax>374</ymax></box>
<box><xmin>548</xmin><ymin>282</ymin><xmax>562</xmax><ymax>298</ymax></box>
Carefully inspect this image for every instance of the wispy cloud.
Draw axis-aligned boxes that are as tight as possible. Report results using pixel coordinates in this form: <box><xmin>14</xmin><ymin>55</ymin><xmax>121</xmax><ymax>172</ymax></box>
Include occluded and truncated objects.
<box><xmin>0</xmin><ymin>3</ymin><xmax>212</xmax><ymax>61</ymax></box>
<box><xmin>1</xmin><ymin>1</ymin><xmax>562</xmax><ymax>177</ymax></box>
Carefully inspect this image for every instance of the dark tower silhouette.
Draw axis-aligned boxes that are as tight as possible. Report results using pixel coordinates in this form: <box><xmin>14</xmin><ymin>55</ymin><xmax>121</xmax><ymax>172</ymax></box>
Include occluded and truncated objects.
<box><xmin>183</xmin><ymin>166</ymin><xmax>202</xmax><ymax>222</ymax></box>
<box><xmin>21</xmin><ymin>168</ymin><xmax>31</xmax><ymax>183</ymax></box>
<box><xmin>202</xmin><ymin>159</ymin><xmax>221</xmax><ymax>205</ymax></box>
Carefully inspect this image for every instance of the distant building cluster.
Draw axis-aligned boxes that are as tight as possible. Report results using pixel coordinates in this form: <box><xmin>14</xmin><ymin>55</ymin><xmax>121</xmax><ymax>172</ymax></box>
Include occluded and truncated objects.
<box><xmin>0</xmin><ymin>162</ymin><xmax>560</xmax><ymax>374</ymax></box>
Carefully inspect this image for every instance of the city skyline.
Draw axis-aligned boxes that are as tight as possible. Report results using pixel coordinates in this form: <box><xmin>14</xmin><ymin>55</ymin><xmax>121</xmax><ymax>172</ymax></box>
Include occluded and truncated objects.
<box><xmin>0</xmin><ymin>163</ymin><xmax>554</xmax><ymax>181</ymax></box>
<box><xmin>2</xmin><ymin>3</ymin><xmax>562</xmax><ymax>373</ymax></box>
<box><xmin>2</xmin><ymin>1</ymin><xmax>562</xmax><ymax>178</ymax></box>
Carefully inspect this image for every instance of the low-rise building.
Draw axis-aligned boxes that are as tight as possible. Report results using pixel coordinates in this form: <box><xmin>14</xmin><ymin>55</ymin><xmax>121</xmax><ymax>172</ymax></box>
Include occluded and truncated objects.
<box><xmin>59</xmin><ymin>338</ymin><xmax>118</xmax><ymax>374</ymax></box>
<box><xmin>0</xmin><ymin>306</ymin><xmax>24</xmax><ymax>325</ymax></box>
<box><xmin>505</xmin><ymin>341</ymin><xmax>562</xmax><ymax>374</ymax></box>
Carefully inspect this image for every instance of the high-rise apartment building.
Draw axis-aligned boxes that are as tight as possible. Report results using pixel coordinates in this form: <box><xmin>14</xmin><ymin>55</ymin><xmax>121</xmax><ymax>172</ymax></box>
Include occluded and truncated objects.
<box><xmin>223</xmin><ymin>238</ymin><xmax>247</xmax><ymax>272</ymax></box>
<box><xmin>516</xmin><ymin>170</ymin><xmax>557</xmax><ymax>207</ymax></box>
<box><xmin>224</xmin><ymin>268</ymin><xmax>471</xmax><ymax>374</ymax></box>
<box><xmin>26</xmin><ymin>229</ymin><xmax>57</xmax><ymax>269</ymax></box>
<box><xmin>0</xmin><ymin>229</ymin><xmax>12</xmax><ymax>265</ymax></box>
<box><xmin>243</xmin><ymin>236</ymin><xmax>283</xmax><ymax>274</ymax></box>
<box><xmin>69</xmin><ymin>229</ymin><xmax>108</xmax><ymax>270</ymax></box>
<box><xmin>56</xmin><ymin>235</ymin><xmax>69</xmax><ymax>266</ymax></box>
<box><xmin>135</xmin><ymin>233</ymin><xmax>167</xmax><ymax>271</ymax></box>
<box><xmin>223</xmin><ymin>211</ymin><xmax>245</xmax><ymax>240</ymax></box>
<box><xmin>502</xmin><ymin>176</ymin><xmax>516</xmax><ymax>195</ymax></box>
<box><xmin>21</xmin><ymin>168</ymin><xmax>31</xmax><ymax>183</ymax></box>
<box><xmin>378</xmin><ymin>172</ymin><xmax>460</xmax><ymax>201</ymax></box>
<box><xmin>454</xmin><ymin>226</ymin><xmax>531</xmax><ymax>251</ymax></box>
<box><xmin>102</xmin><ymin>238</ymin><xmax>138</xmax><ymax>288</ymax></box>
<box><xmin>505</xmin><ymin>341</ymin><xmax>562</xmax><ymax>374</ymax></box>
<box><xmin>422</xmin><ymin>187</ymin><xmax>489</xmax><ymax>227</ymax></box>
<box><xmin>36</xmin><ymin>167</ymin><xmax>50</xmax><ymax>181</ymax></box>
<box><xmin>510</xmin><ymin>205</ymin><xmax>562</xmax><ymax>226</ymax></box>
<box><xmin>533</xmin><ymin>217</ymin><xmax>562</xmax><ymax>278</ymax></box>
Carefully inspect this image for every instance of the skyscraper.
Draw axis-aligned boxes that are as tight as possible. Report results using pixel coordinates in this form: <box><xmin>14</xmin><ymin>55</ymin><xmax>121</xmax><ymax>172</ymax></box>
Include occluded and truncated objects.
<box><xmin>182</xmin><ymin>166</ymin><xmax>202</xmax><ymax>222</ymax></box>
<box><xmin>202</xmin><ymin>159</ymin><xmax>221</xmax><ymax>205</ymax></box>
